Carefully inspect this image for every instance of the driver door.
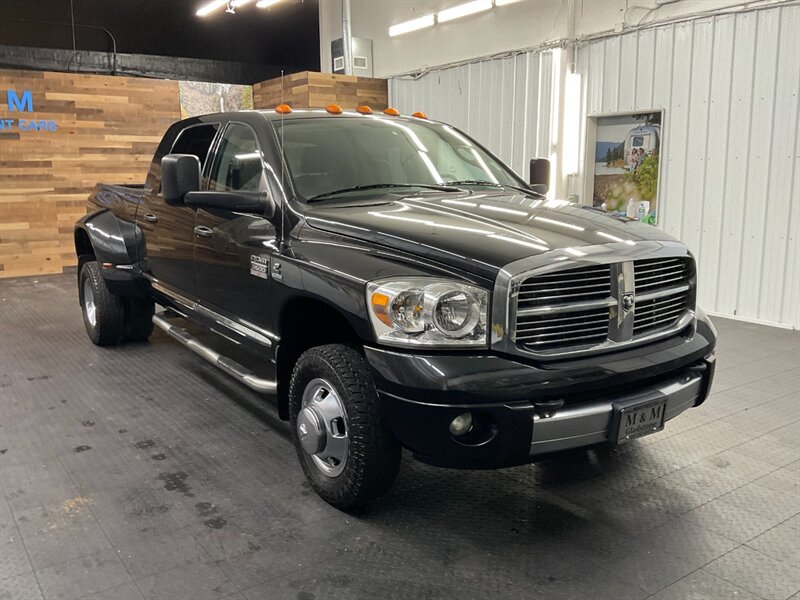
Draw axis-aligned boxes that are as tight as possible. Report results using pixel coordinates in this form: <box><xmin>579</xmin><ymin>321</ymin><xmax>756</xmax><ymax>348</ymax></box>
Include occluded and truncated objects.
<box><xmin>193</xmin><ymin>121</ymin><xmax>278</xmax><ymax>342</ymax></box>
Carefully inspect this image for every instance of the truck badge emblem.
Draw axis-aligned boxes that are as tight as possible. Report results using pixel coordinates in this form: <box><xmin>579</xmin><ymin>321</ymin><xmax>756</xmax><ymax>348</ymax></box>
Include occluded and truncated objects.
<box><xmin>621</xmin><ymin>293</ymin><xmax>635</xmax><ymax>312</ymax></box>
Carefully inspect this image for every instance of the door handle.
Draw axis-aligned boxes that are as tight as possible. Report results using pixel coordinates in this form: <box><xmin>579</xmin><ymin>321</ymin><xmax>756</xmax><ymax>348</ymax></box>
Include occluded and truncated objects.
<box><xmin>194</xmin><ymin>226</ymin><xmax>213</xmax><ymax>238</ymax></box>
<box><xmin>143</xmin><ymin>213</ymin><xmax>158</xmax><ymax>223</ymax></box>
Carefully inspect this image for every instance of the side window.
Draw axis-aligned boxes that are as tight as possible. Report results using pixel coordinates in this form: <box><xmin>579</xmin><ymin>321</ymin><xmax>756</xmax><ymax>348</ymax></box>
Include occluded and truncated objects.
<box><xmin>208</xmin><ymin>124</ymin><xmax>264</xmax><ymax>192</ymax></box>
<box><xmin>171</xmin><ymin>123</ymin><xmax>219</xmax><ymax>169</ymax></box>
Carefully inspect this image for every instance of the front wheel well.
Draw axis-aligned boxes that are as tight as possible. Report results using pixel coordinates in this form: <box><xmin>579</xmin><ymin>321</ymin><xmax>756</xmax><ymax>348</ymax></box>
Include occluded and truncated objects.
<box><xmin>275</xmin><ymin>297</ymin><xmax>364</xmax><ymax>420</ymax></box>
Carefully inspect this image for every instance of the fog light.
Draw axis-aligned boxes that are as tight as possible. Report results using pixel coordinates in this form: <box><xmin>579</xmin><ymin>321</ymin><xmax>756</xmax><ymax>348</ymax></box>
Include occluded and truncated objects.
<box><xmin>449</xmin><ymin>412</ymin><xmax>473</xmax><ymax>437</ymax></box>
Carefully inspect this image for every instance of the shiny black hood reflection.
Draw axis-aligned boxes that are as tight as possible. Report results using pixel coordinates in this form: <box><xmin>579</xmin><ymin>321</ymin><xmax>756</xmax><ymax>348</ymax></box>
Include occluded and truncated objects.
<box><xmin>304</xmin><ymin>191</ymin><xmax>677</xmax><ymax>279</ymax></box>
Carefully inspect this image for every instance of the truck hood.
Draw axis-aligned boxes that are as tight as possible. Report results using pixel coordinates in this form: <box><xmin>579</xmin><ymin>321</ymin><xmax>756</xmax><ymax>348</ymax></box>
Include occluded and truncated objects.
<box><xmin>304</xmin><ymin>191</ymin><xmax>677</xmax><ymax>280</ymax></box>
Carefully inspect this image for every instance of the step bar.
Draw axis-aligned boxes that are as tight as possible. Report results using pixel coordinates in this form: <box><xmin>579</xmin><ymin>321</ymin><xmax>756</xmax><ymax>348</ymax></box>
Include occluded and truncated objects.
<box><xmin>152</xmin><ymin>312</ymin><xmax>277</xmax><ymax>393</ymax></box>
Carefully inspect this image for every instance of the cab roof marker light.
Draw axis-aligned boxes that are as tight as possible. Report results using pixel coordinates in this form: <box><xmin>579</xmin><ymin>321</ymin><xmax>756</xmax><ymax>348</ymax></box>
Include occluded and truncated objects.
<box><xmin>196</xmin><ymin>0</ymin><xmax>228</xmax><ymax>16</ymax></box>
<box><xmin>326</xmin><ymin>104</ymin><xmax>343</xmax><ymax>114</ymax></box>
<box><xmin>356</xmin><ymin>105</ymin><xmax>373</xmax><ymax>114</ymax></box>
<box><xmin>275</xmin><ymin>103</ymin><xmax>292</xmax><ymax>114</ymax></box>
<box><xmin>412</xmin><ymin>111</ymin><xmax>428</xmax><ymax>119</ymax></box>
<box><xmin>383</xmin><ymin>107</ymin><xmax>400</xmax><ymax>116</ymax></box>
<box><xmin>437</xmin><ymin>0</ymin><xmax>493</xmax><ymax>23</ymax></box>
<box><xmin>389</xmin><ymin>14</ymin><xmax>435</xmax><ymax>37</ymax></box>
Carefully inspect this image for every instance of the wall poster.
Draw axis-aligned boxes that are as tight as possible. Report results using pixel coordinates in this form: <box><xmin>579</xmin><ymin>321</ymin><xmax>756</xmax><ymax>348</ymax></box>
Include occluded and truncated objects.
<box><xmin>588</xmin><ymin>111</ymin><xmax>663</xmax><ymax>225</ymax></box>
<box><xmin>178</xmin><ymin>81</ymin><xmax>253</xmax><ymax>119</ymax></box>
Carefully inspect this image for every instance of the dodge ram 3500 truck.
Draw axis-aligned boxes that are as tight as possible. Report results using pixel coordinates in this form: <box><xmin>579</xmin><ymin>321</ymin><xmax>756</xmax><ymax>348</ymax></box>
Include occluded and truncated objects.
<box><xmin>74</xmin><ymin>107</ymin><xmax>716</xmax><ymax>510</ymax></box>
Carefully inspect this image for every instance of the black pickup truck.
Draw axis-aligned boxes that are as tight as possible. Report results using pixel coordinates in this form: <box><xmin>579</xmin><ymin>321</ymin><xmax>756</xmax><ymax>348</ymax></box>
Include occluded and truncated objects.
<box><xmin>74</xmin><ymin>107</ymin><xmax>716</xmax><ymax>510</ymax></box>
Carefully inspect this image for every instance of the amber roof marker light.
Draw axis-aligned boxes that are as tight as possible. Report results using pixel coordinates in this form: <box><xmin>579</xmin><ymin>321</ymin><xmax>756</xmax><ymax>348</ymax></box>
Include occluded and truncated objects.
<box><xmin>356</xmin><ymin>105</ymin><xmax>373</xmax><ymax>115</ymax></box>
<box><xmin>275</xmin><ymin>103</ymin><xmax>292</xmax><ymax>114</ymax></box>
<box><xmin>412</xmin><ymin>111</ymin><xmax>428</xmax><ymax>119</ymax></box>
<box><xmin>326</xmin><ymin>104</ymin><xmax>344</xmax><ymax>114</ymax></box>
<box><xmin>383</xmin><ymin>107</ymin><xmax>400</xmax><ymax>116</ymax></box>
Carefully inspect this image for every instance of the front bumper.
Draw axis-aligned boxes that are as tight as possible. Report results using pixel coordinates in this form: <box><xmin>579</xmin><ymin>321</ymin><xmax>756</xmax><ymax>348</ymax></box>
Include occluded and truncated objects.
<box><xmin>365</xmin><ymin>320</ymin><xmax>716</xmax><ymax>469</ymax></box>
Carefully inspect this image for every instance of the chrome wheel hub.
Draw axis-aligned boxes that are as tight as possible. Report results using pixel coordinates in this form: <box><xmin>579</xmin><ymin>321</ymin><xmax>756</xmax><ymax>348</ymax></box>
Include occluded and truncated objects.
<box><xmin>83</xmin><ymin>279</ymin><xmax>97</xmax><ymax>327</ymax></box>
<box><xmin>298</xmin><ymin>378</ymin><xmax>349</xmax><ymax>477</ymax></box>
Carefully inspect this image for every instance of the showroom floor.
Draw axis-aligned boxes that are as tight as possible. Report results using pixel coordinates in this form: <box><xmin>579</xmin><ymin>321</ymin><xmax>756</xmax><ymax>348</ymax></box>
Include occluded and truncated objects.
<box><xmin>0</xmin><ymin>273</ymin><xmax>798</xmax><ymax>600</ymax></box>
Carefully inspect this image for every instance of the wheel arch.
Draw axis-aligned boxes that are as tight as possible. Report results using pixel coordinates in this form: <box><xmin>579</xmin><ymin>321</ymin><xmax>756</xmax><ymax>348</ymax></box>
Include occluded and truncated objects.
<box><xmin>275</xmin><ymin>295</ymin><xmax>366</xmax><ymax>420</ymax></box>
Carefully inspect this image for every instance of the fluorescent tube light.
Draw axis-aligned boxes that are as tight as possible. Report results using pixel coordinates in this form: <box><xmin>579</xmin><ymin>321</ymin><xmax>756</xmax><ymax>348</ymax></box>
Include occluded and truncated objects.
<box><xmin>437</xmin><ymin>0</ymin><xmax>493</xmax><ymax>23</ymax></box>
<box><xmin>232</xmin><ymin>0</ymin><xmax>253</xmax><ymax>6</ymax></box>
<box><xmin>562</xmin><ymin>72</ymin><xmax>582</xmax><ymax>175</ymax></box>
<box><xmin>495</xmin><ymin>0</ymin><xmax>522</xmax><ymax>5</ymax></box>
<box><xmin>389</xmin><ymin>14</ymin><xmax>435</xmax><ymax>37</ymax></box>
<box><xmin>196</xmin><ymin>0</ymin><xmax>228</xmax><ymax>16</ymax></box>
<box><xmin>256</xmin><ymin>0</ymin><xmax>280</xmax><ymax>7</ymax></box>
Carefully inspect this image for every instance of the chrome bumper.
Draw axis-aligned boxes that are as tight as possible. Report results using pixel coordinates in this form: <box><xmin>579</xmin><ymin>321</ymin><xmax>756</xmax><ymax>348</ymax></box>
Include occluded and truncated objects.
<box><xmin>530</xmin><ymin>371</ymin><xmax>704</xmax><ymax>456</ymax></box>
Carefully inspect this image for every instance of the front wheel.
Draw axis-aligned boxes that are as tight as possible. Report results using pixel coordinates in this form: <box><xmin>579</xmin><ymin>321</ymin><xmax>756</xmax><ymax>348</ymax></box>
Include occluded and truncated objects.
<box><xmin>289</xmin><ymin>344</ymin><xmax>401</xmax><ymax>511</ymax></box>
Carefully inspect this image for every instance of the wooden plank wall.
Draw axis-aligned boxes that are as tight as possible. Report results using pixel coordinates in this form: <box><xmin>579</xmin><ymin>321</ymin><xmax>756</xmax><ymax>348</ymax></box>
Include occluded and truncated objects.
<box><xmin>0</xmin><ymin>69</ymin><xmax>180</xmax><ymax>278</ymax></box>
<box><xmin>253</xmin><ymin>71</ymin><xmax>388</xmax><ymax>111</ymax></box>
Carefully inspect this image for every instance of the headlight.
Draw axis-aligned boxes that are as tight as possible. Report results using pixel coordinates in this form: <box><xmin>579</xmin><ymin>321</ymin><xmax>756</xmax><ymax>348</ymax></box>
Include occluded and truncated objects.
<box><xmin>366</xmin><ymin>278</ymin><xmax>488</xmax><ymax>347</ymax></box>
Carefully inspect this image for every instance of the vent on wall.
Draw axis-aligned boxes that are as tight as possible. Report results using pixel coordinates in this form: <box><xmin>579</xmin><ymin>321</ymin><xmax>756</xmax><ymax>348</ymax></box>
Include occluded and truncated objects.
<box><xmin>331</xmin><ymin>37</ymin><xmax>374</xmax><ymax>77</ymax></box>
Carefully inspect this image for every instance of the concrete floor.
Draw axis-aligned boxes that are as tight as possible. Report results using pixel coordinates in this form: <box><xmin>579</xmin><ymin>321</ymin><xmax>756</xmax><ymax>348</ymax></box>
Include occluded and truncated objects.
<box><xmin>0</xmin><ymin>273</ymin><xmax>798</xmax><ymax>600</ymax></box>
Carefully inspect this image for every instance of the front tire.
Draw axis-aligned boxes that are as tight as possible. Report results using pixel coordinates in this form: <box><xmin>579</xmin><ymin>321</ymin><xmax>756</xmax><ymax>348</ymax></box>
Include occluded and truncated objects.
<box><xmin>289</xmin><ymin>344</ymin><xmax>401</xmax><ymax>511</ymax></box>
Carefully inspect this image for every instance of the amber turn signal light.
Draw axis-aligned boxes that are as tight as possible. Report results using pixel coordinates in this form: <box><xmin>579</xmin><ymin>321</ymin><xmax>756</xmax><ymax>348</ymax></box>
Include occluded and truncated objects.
<box><xmin>370</xmin><ymin>292</ymin><xmax>393</xmax><ymax>327</ymax></box>
<box><xmin>275</xmin><ymin>103</ymin><xmax>292</xmax><ymax>114</ymax></box>
<box><xmin>383</xmin><ymin>107</ymin><xmax>400</xmax><ymax>116</ymax></box>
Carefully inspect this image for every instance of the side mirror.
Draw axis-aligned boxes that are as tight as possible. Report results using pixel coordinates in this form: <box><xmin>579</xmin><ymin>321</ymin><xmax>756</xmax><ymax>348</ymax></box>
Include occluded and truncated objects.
<box><xmin>162</xmin><ymin>154</ymin><xmax>201</xmax><ymax>204</ymax></box>
<box><xmin>529</xmin><ymin>158</ymin><xmax>550</xmax><ymax>194</ymax></box>
<box><xmin>184</xmin><ymin>190</ymin><xmax>275</xmax><ymax>218</ymax></box>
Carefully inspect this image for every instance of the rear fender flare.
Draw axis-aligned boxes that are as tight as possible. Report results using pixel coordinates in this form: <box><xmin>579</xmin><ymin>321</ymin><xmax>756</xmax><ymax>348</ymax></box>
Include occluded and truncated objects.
<box><xmin>74</xmin><ymin>210</ymin><xmax>144</xmax><ymax>295</ymax></box>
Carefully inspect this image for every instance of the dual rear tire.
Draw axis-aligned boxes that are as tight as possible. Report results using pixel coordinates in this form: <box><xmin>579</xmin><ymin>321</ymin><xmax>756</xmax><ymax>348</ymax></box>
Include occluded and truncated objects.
<box><xmin>79</xmin><ymin>260</ymin><xmax>154</xmax><ymax>346</ymax></box>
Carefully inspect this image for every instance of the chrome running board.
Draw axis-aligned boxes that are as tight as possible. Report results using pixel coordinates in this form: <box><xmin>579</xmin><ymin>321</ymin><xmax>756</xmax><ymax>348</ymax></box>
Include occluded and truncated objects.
<box><xmin>152</xmin><ymin>311</ymin><xmax>277</xmax><ymax>394</ymax></box>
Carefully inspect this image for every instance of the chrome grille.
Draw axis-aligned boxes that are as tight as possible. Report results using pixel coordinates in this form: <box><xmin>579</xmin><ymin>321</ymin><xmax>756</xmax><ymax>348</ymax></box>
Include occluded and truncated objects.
<box><xmin>511</xmin><ymin>255</ymin><xmax>695</xmax><ymax>357</ymax></box>
<box><xmin>517</xmin><ymin>265</ymin><xmax>611</xmax><ymax>309</ymax></box>
<box><xmin>634</xmin><ymin>291</ymin><xmax>689</xmax><ymax>336</ymax></box>
<box><xmin>516</xmin><ymin>307</ymin><xmax>609</xmax><ymax>352</ymax></box>
<box><xmin>634</xmin><ymin>257</ymin><xmax>689</xmax><ymax>293</ymax></box>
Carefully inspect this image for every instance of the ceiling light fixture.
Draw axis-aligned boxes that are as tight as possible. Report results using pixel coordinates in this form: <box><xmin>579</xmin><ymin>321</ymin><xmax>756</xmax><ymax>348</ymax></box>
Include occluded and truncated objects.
<box><xmin>437</xmin><ymin>0</ymin><xmax>493</xmax><ymax>23</ymax></box>
<box><xmin>256</xmin><ymin>0</ymin><xmax>280</xmax><ymax>7</ymax></box>
<box><xmin>389</xmin><ymin>14</ymin><xmax>435</xmax><ymax>37</ymax></box>
<box><xmin>196</xmin><ymin>0</ymin><xmax>229</xmax><ymax>16</ymax></box>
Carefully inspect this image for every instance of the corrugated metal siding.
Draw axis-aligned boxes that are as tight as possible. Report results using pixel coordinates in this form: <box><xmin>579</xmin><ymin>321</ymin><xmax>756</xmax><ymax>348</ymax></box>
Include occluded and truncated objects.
<box><xmin>577</xmin><ymin>5</ymin><xmax>799</xmax><ymax>327</ymax></box>
<box><xmin>389</xmin><ymin>50</ymin><xmax>558</xmax><ymax>179</ymax></box>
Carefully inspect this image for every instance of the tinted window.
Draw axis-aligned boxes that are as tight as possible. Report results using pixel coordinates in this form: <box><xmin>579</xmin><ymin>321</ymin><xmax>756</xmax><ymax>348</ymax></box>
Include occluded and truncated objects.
<box><xmin>276</xmin><ymin>118</ymin><xmax>526</xmax><ymax>200</ymax></box>
<box><xmin>171</xmin><ymin>123</ymin><xmax>219</xmax><ymax>169</ymax></box>
<box><xmin>208</xmin><ymin>124</ymin><xmax>264</xmax><ymax>192</ymax></box>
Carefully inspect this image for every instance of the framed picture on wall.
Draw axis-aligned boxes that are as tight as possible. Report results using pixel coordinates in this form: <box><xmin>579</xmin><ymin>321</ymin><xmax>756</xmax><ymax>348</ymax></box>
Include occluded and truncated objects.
<box><xmin>583</xmin><ymin>110</ymin><xmax>664</xmax><ymax>225</ymax></box>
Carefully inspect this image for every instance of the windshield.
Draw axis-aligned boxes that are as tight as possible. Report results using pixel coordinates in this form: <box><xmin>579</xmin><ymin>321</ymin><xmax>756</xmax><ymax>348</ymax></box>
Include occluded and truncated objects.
<box><xmin>275</xmin><ymin>117</ymin><xmax>528</xmax><ymax>200</ymax></box>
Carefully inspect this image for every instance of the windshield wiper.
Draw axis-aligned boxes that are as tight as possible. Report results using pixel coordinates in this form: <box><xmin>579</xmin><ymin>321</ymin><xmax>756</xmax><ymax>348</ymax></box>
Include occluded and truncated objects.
<box><xmin>447</xmin><ymin>180</ymin><xmax>536</xmax><ymax>195</ymax></box>
<box><xmin>308</xmin><ymin>183</ymin><xmax>461</xmax><ymax>202</ymax></box>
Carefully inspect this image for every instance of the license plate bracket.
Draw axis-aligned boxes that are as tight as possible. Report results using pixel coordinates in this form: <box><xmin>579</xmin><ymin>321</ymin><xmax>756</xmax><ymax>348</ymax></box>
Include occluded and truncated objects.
<box><xmin>610</xmin><ymin>396</ymin><xmax>667</xmax><ymax>444</ymax></box>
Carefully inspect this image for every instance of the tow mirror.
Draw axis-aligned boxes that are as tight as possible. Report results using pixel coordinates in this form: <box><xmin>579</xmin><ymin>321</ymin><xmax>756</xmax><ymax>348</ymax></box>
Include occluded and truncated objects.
<box><xmin>529</xmin><ymin>158</ymin><xmax>550</xmax><ymax>195</ymax></box>
<box><xmin>162</xmin><ymin>154</ymin><xmax>201</xmax><ymax>205</ymax></box>
<box><xmin>184</xmin><ymin>190</ymin><xmax>276</xmax><ymax>218</ymax></box>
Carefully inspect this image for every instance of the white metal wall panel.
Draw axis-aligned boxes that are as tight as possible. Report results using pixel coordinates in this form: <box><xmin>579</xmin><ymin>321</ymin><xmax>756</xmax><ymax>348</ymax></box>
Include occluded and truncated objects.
<box><xmin>577</xmin><ymin>5</ymin><xmax>799</xmax><ymax>327</ymax></box>
<box><xmin>389</xmin><ymin>49</ymin><xmax>557</xmax><ymax>179</ymax></box>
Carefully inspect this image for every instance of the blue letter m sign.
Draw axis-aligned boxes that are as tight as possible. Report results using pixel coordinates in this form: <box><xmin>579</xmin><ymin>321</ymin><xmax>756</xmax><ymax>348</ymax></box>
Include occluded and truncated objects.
<box><xmin>7</xmin><ymin>90</ymin><xmax>33</xmax><ymax>112</ymax></box>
